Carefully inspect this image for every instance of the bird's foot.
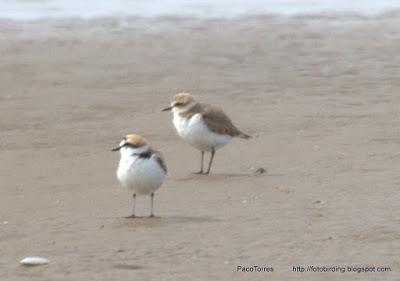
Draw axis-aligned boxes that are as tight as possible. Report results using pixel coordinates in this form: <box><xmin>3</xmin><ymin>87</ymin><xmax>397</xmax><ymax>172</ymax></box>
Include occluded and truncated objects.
<box><xmin>125</xmin><ymin>214</ymin><xmax>136</xmax><ymax>219</ymax></box>
<box><xmin>149</xmin><ymin>214</ymin><xmax>160</xmax><ymax>219</ymax></box>
<box><xmin>193</xmin><ymin>171</ymin><xmax>205</xmax><ymax>175</ymax></box>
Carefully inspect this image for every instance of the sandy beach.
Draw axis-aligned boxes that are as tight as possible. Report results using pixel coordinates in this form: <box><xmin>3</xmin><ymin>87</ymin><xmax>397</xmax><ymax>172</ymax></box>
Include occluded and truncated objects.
<box><xmin>1</xmin><ymin>15</ymin><xmax>400</xmax><ymax>280</ymax></box>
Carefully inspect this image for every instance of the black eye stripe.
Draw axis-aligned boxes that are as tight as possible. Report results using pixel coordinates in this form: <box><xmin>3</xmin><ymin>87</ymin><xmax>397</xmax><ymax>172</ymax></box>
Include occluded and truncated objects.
<box><xmin>175</xmin><ymin>102</ymin><xmax>184</xmax><ymax>106</ymax></box>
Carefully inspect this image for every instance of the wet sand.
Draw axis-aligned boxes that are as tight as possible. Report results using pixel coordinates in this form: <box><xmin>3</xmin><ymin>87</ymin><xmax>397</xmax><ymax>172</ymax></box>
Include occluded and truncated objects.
<box><xmin>1</xmin><ymin>15</ymin><xmax>400</xmax><ymax>280</ymax></box>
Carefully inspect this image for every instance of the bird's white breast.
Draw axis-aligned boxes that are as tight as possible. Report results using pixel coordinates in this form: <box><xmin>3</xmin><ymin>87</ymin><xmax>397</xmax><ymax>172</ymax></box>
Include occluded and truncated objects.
<box><xmin>172</xmin><ymin>112</ymin><xmax>231</xmax><ymax>151</ymax></box>
<box><xmin>117</xmin><ymin>154</ymin><xmax>165</xmax><ymax>195</ymax></box>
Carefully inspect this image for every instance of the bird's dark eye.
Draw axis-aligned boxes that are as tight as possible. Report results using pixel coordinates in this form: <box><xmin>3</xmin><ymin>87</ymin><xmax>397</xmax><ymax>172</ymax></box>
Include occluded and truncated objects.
<box><xmin>175</xmin><ymin>102</ymin><xmax>183</xmax><ymax>107</ymax></box>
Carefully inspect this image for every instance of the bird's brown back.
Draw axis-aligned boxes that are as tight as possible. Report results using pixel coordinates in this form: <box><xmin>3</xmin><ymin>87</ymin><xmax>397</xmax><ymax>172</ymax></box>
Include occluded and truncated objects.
<box><xmin>179</xmin><ymin>102</ymin><xmax>250</xmax><ymax>138</ymax></box>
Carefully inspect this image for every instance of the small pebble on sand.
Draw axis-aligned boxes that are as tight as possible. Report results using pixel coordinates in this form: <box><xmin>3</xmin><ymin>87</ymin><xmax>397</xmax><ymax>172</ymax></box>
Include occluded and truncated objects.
<box><xmin>252</xmin><ymin>167</ymin><xmax>267</xmax><ymax>175</ymax></box>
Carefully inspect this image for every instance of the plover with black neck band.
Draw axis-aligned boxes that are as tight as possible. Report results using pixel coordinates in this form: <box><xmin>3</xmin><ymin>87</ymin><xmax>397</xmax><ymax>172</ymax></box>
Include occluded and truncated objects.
<box><xmin>112</xmin><ymin>134</ymin><xmax>167</xmax><ymax>218</ymax></box>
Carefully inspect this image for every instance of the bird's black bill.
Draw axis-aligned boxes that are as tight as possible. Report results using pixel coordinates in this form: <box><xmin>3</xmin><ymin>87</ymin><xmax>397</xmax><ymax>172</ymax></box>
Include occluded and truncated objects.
<box><xmin>162</xmin><ymin>106</ymin><xmax>172</xmax><ymax>112</ymax></box>
<box><xmin>111</xmin><ymin>146</ymin><xmax>121</xmax><ymax>152</ymax></box>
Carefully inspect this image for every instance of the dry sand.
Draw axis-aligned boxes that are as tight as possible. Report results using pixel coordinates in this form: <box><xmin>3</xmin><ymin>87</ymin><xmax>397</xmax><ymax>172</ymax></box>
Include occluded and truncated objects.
<box><xmin>1</xmin><ymin>15</ymin><xmax>400</xmax><ymax>280</ymax></box>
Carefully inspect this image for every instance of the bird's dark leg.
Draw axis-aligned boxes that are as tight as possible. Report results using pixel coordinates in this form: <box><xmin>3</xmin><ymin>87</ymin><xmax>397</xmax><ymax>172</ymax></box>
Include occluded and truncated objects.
<box><xmin>205</xmin><ymin>148</ymin><xmax>215</xmax><ymax>174</ymax></box>
<box><xmin>150</xmin><ymin>193</ymin><xmax>155</xmax><ymax>217</ymax></box>
<box><xmin>126</xmin><ymin>193</ymin><xmax>136</xmax><ymax>218</ymax></box>
<box><xmin>193</xmin><ymin>151</ymin><xmax>204</xmax><ymax>174</ymax></box>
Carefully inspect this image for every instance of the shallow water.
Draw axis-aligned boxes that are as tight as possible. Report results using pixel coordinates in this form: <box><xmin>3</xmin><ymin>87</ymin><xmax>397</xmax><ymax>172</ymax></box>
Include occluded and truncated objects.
<box><xmin>1</xmin><ymin>0</ymin><xmax>400</xmax><ymax>20</ymax></box>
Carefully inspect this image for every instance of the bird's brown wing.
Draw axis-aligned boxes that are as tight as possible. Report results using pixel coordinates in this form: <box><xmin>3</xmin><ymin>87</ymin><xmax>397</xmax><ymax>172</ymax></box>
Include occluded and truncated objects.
<box><xmin>149</xmin><ymin>148</ymin><xmax>168</xmax><ymax>173</ymax></box>
<box><xmin>200</xmin><ymin>103</ymin><xmax>250</xmax><ymax>138</ymax></box>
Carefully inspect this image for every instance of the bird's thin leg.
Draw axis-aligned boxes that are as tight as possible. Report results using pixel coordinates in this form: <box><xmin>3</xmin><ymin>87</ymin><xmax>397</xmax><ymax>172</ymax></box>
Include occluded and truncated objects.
<box><xmin>150</xmin><ymin>193</ymin><xmax>155</xmax><ymax>217</ymax></box>
<box><xmin>194</xmin><ymin>151</ymin><xmax>204</xmax><ymax>174</ymax></box>
<box><xmin>126</xmin><ymin>193</ymin><xmax>136</xmax><ymax>218</ymax></box>
<box><xmin>133</xmin><ymin>194</ymin><xmax>136</xmax><ymax>217</ymax></box>
<box><xmin>205</xmin><ymin>148</ymin><xmax>215</xmax><ymax>174</ymax></box>
<box><xmin>200</xmin><ymin>150</ymin><xmax>204</xmax><ymax>173</ymax></box>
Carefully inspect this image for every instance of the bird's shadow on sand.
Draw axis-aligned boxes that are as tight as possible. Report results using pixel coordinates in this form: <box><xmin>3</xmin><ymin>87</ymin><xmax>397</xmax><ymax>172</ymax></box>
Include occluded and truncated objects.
<box><xmin>112</xmin><ymin>215</ymin><xmax>222</xmax><ymax>228</ymax></box>
<box><xmin>113</xmin><ymin>264</ymin><xmax>145</xmax><ymax>271</ymax></box>
<box><xmin>175</xmin><ymin>172</ymin><xmax>255</xmax><ymax>182</ymax></box>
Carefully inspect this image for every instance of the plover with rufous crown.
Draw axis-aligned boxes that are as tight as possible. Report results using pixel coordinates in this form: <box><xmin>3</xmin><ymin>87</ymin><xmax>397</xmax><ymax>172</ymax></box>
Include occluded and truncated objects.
<box><xmin>112</xmin><ymin>134</ymin><xmax>167</xmax><ymax>218</ymax></box>
<box><xmin>162</xmin><ymin>93</ymin><xmax>251</xmax><ymax>174</ymax></box>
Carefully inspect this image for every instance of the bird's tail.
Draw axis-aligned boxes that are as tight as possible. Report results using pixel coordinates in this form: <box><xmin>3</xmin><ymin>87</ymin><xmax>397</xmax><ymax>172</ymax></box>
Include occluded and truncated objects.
<box><xmin>238</xmin><ymin>131</ymin><xmax>252</xmax><ymax>139</ymax></box>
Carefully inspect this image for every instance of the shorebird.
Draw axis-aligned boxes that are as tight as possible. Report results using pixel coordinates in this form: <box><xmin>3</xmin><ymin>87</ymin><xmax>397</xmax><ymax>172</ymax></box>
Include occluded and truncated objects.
<box><xmin>112</xmin><ymin>134</ymin><xmax>167</xmax><ymax>218</ymax></box>
<box><xmin>162</xmin><ymin>93</ymin><xmax>250</xmax><ymax>174</ymax></box>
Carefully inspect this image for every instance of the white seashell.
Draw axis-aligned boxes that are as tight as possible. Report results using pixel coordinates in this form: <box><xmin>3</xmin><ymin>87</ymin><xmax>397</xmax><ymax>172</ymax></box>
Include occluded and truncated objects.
<box><xmin>20</xmin><ymin>257</ymin><xmax>49</xmax><ymax>266</ymax></box>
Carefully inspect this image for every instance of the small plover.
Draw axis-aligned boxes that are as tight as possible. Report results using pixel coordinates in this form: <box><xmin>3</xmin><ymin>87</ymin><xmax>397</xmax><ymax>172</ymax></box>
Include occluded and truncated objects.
<box><xmin>112</xmin><ymin>134</ymin><xmax>167</xmax><ymax>218</ymax></box>
<box><xmin>163</xmin><ymin>93</ymin><xmax>250</xmax><ymax>174</ymax></box>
